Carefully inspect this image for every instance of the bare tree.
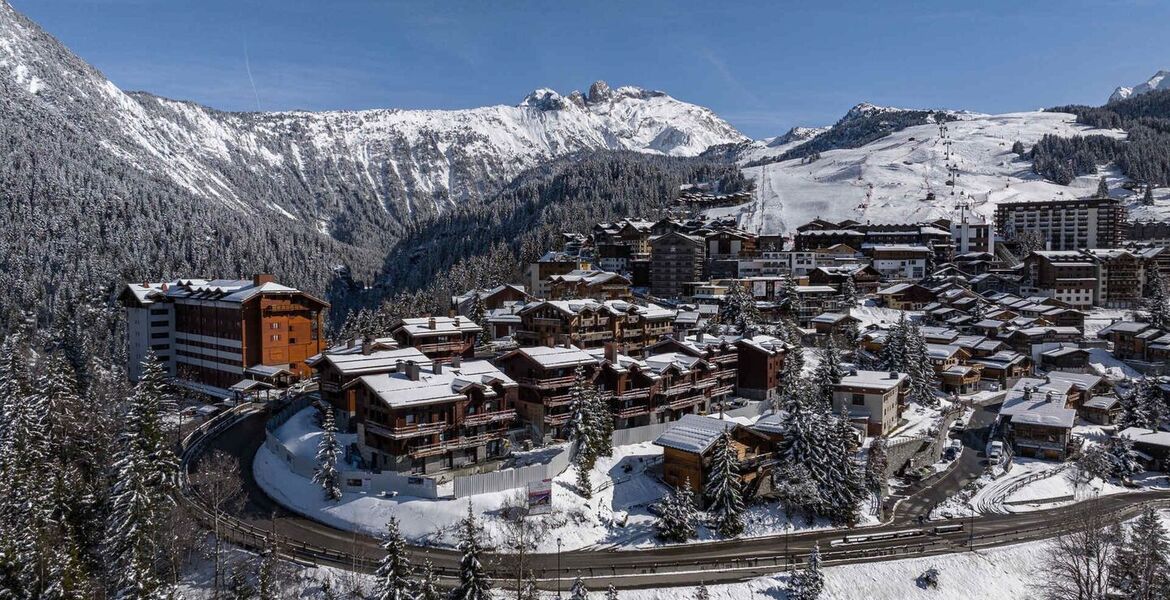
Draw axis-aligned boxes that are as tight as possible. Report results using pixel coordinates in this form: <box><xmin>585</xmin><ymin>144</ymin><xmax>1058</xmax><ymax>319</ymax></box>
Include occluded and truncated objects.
<box><xmin>499</xmin><ymin>491</ymin><xmax>548</xmax><ymax>599</ymax></box>
<box><xmin>190</xmin><ymin>450</ymin><xmax>245</xmax><ymax>598</ymax></box>
<box><xmin>1034</xmin><ymin>507</ymin><xmax>1121</xmax><ymax>600</ymax></box>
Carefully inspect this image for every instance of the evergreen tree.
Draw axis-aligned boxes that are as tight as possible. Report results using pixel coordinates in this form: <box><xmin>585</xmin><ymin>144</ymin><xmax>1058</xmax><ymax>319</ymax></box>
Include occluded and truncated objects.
<box><xmin>417</xmin><ymin>559</ymin><xmax>442</xmax><ymax>600</ymax></box>
<box><xmin>228</xmin><ymin>561</ymin><xmax>256</xmax><ymax>600</ymax></box>
<box><xmin>810</xmin><ymin>337</ymin><xmax>844</xmax><ymax>410</ymax></box>
<box><xmin>705</xmin><ymin>430</ymin><xmax>745</xmax><ymax>538</ymax></box>
<box><xmin>840</xmin><ymin>276</ymin><xmax>857</xmax><ymax>307</ymax></box>
<box><xmin>694</xmin><ymin>582</ymin><xmax>710</xmax><ymax>600</ymax></box>
<box><xmin>1012</xmin><ymin>140</ymin><xmax>1027</xmax><ymax>157</ymax></box>
<box><xmin>606</xmin><ymin>584</ymin><xmax>620</xmax><ymax>600</ymax></box>
<box><xmin>1143</xmin><ymin>185</ymin><xmax>1156</xmax><ymax>206</ymax></box>
<box><xmin>588</xmin><ymin>386</ymin><xmax>614</xmax><ymax>460</ymax></box>
<box><xmin>451</xmin><ymin>504</ymin><xmax>492</xmax><ymax>600</ymax></box>
<box><xmin>569</xmin><ymin>572</ymin><xmax>588</xmax><ymax>600</ymax></box>
<box><xmin>787</xmin><ymin>545</ymin><xmax>825</xmax><ymax>600</ymax></box>
<box><xmin>1138</xmin><ymin>275</ymin><xmax>1170</xmax><ymax>330</ymax></box>
<box><xmin>779</xmin><ymin>403</ymin><xmax>866</xmax><ymax>525</ymax></box>
<box><xmin>255</xmin><ymin>524</ymin><xmax>286</xmax><ymax>600</ymax></box>
<box><xmin>880</xmin><ymin>314</ymin><xmax>909</xmax><ymax>372</ymax></box>
<box><xmin>1109</xmin><ymin>508</ymin><xmax>1170</xmax><ymax>600</ymax></box>
<box><xmin>374</xmin><ymin>517</ymin><xmax>413</xmax><ymax>600</ymax></box>
<box><xmin>566</xmin><ymin>365</ymin><xmax>592</xmax><ymax>442</ymax></box>
<box><xmin>904</xmin><ymin>322</ymin><xmax>937</xmax><ymax>407</ymax></box>
<box><xmin>719</xmin><ymin>281</ymin><xmax>761</xmax><ymax>335</ymax></box>
<box><xmin>779</xmin><ymin>274</ymin><xmax>800</xmax><ymax>316</ymax></box>
<box><xmin>1117</xmin><ymin>378</ymin><xmax>1169</xmax><ymax>431</ymax></box>
<box><xmin>655</xmin><ymin>478</ymin><xmax>697</xmax><ymax>543</ymax></box>
<box><xmin>1096</xmin><ymin>176</ymin><xmax>1110</xmax><ymax>198</ymax></box>
<box><xmin>574</xmin><ymin>457</ymin><xmax>593</xmax><ymax>500</ymax></box>
<box><xmin>105</xmin><ymin>352</ymin><xmax>178</xmax><ymax>600</ymax></box>
<box><xmin>313</xmin><ymin>407</ymin><xmax>342</xmax><ymax>501</ymax></box>
<box><xmin>1103</xmin><ymin>437</ymin><xmax>1143</xmax><ymax>480</ymax></box>
<box><xmin>864</xmin><ymin>436</ymin><xmax>889</xmax><ymax>504</ymax></box>
<box><xmin>470</xmin><ymin>294</ymin><xmax>491</xmax><ymax>346</ymax></box>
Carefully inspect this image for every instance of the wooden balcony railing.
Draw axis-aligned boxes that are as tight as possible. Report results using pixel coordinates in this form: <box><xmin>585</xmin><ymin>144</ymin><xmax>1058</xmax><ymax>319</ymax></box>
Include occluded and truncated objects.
<box><xmin>461</xmin><ymin>408</ymin><xmax>517</xmax><ymax>427</ymax></box>
<box><xmin>408</xmin><ymin>432</ymin><xmax>502</xmax><ymax>459</ymax></box>
<box><xmin>616</xmin><ymin>389</ymin><xmax>650</xmax><ymax>401</ymax></box>
<box><xmin>667</xmin><ymin>394</ymin><xmax>706</xmax><ymax>410</ymax></box>
<box><xmin>365</xmin><ymin>420</ymin><xmax>449</xmax><ymax>441</ymax></box>
<box><xmin>516</xmin><ymin>375</ymin><xmax>578</xmax><ymax>389</ymax></box>
<box><xmin>616</xmin><ymin>404</ymin><xmax>652</xmax><ymax>419</ymax></box>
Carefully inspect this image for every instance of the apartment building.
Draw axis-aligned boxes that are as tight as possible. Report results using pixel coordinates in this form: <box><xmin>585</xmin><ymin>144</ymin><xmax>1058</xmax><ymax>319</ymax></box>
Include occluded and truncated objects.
<box><xmin>831</xmin><ymin>370</ymin><xmax>909</xmax><ymax>436</ymax></box>
<box><xmin>546</xmin><ymin>269</ymin><xmax>632</xmax><ymax>301</ymax></box>
<box><xmin>348</xmin><ymin>359</ymin><xmax>519</xmax><ymax>475</ymax></box>
<box><xmin>1023</xmin><ymin>251</ymin><xmax>1099</xmax><ymax>307</ymax></box>
<box><xmin>496</xmin><ymin>346</ymin><xmax>599</xmax><ymax>440</ymax></box>
<box><xmin>308</xmin><ymin>341</ymin><xmax>431</xmax><ymax>431</ymax></box>
<box><xmin>526</xmin><ymin>252</ymin><xmax>592</xmax><ymax>297</ymax></box>
<box><xmin>994</xmin><ymin>196</ymin><xmax>1126</xmax><ymax>251</ymax></box>
<box><xmin>514</xmin><ymin>299</ymin><xmax>675</xmax><ymax>355</ymax></box>
<box><xmin>390</xmin><ymin>316</ymin><xmax>482</xmax><ymax>363</ymax></box>
<box><xmin>120</xmin><ymin>275</ymin><xmax>328</xmax><ymax>395</ymax></box>
<box><xmin>870</xmin><ymin>245</ymin><xmax>933</xmax><ymax>280</ymax></box>
<box><xmin>1084</xmin><ymin>249</ymin><xmax>1143</xmax><ymax>307</ymax></box>
<box><xmin>650</xmin><ymin>231</ymin><xmax>707</xmax><ymax>298</ymax></box>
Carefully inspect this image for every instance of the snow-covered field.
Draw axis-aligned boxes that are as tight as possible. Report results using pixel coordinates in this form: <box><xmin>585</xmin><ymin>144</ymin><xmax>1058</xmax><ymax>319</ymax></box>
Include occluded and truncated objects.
<box><xmin>255</xmin><ymin>407</ymin><xmax>876</xmax><ymax>553</ymax></box>
<box><xmin>709</xmin><ymin>110</ymin><xmax>1152</xmax><ymax>234</ymax></box>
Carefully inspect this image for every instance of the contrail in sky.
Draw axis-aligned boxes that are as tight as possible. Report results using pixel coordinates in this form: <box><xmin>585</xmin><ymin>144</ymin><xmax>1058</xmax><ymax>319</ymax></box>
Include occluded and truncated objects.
<box><xmin>244</xmin><ymin>38</ymin><xmax>261</xmax><ymax>111</ymax></box>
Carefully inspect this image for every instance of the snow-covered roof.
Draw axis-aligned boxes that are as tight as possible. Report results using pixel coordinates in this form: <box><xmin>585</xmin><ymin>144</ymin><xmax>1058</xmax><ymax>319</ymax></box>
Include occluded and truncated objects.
<box><xmin>512</xmin><ymin>346</ymin><xmax>598</xmax><ymax>369</ymax></box>
<box><xmin>394</xmin><ymin>316</ymin><xmax>483</xmax><ymax>338</ymax></box>
<box><xmin>124</xmin><ymin>278</ymin><xmax>326</xmax><ymax>306</ymax></box>
<box><xmin>1119</xmin><ymin>427</ymin><xmax>1170</xmax><ymax>449</ymax></box>
<box><xmin>309</xmin><ymin>347</ymin><xmax>432</xmax><ymax>376</ymax></box>
<box><xmin>999</xmin><ymin>388</ymin><xmax>1076</xmax><ymax>429</ymax></box>
<box><xmin>643</xmin><ymin>352</ymin><xmax>706</xmax><ymax>375</ymax></box>
<box><xmin>1082</xmin><ymin>396</ymin><xmax>1119</xmax><ymax>410</ymax></box>
<box><xmin>357</xmin><ymin>360</ymin><xmax>515</xmax><ymax>409</ymax></box>
<box><xmin>750</xmin><ymin>411</ymin><xmax>788</xmax><ymax>435</ymax></box>
<box><xmin>838</xmin><ymin>370</ymin><xmax>907</xmax><ymax>391</ymax></box>
<box><xmin>654</xmin><ymin>414</ymin><xmax>735</xmax><ymax>453</ymax></box>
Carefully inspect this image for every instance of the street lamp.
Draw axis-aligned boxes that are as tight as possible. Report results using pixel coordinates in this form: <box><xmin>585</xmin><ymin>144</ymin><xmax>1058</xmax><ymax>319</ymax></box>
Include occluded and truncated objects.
<box><xmin>556</xmin><ymin>537</ymin><xmax>563</xmax><ymax>599</ymax></box>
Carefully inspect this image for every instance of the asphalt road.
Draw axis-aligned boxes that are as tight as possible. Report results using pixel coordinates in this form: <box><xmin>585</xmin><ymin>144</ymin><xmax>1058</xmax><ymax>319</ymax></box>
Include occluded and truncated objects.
<box><xmin>186</xmin><ymin>402</ymin><xmax>1170</xmax><ymax>591</ymax></box>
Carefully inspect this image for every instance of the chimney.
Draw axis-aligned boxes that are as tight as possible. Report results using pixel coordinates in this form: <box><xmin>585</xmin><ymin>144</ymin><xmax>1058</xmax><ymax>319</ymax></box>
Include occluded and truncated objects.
<box><xmin>428</xmin><ymin>317</ymin><xmax>436</xmax><ymax>330</ymax></box>
<box><xmin>347</xmin><ymin>338</ymin><xmax>356</xmax><ymax>349</ymax></box>
<box><xmin>451</xmin><ymin>356</ymin><xmax>462</xmax><ymax>369</ymax></box>
<box><xmin>697</xmin><ymin>331</ymin><xmax>705</xmax><ymax>343</ymax></box>
<box><xmin>253</xmin><ymin>273</ymin><xmax>275</xmax><ymax>286</ymax></box>
<box><xmin>604</xmin><ymin>341</ymin><xmax>618</xmax><ymax>364</ymax></box>
<box><xmin>405</xmin><ymin>361</ymin><xmax>420</xmax><ymax>381</ymax></box>
<box><xmin>888</xmin><ymin>371</ymin><xmax>898</xmax><ymax>379</ymax></box>
<box><xmin>454</xmin><ymin>316</ymin><xmax>461</xmax><ymax>327</ymax></box>
<box><xmin>361</xmin><ymin>338</ymin><xmax>373</xmax><ymax>355</ymax></box>
<box><xmin>396</xmin><ymin>359</ymin><xmax>405</xmax><ymax>372</ymax></box>
<box><xmin>433</xmin><ymin>362</ymin><xmax>443</xmax><ymax>375</ymax></box>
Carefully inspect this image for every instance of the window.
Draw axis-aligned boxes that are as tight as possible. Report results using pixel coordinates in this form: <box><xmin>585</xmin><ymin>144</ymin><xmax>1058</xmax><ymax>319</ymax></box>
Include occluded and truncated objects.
<box><xmin>270</xmin><ymin>334</ymin><xmax>280</xmax><ymax>342</ymax></box>
<box><xmin>289</xmin><ymin>338</ymin><xmax>296</xmax><ymax>344</ymax></box>
<box><xmin>150</xmin><ymin>320</ymin><xmax>169</xmax><ymax>327</ymax></box>
<box><xmin>151</xmin><ymin>332</ymin><xmax>169</xmax><ymax>339</ymax></box>
<box><xmin>270</xmin><ymin>322</ymin><xmax>280</xmax><ymax>329</ymax></box>
<box><xmin>852</xmin><ymin>394</ymin><xmax>865</xmax><ymax>406</ymax></box>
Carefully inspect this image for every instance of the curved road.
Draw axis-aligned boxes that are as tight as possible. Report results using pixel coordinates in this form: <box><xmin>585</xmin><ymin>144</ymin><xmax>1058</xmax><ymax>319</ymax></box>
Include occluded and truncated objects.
<box><xmin>183</xmin><ymin>402</ymin><xmax>1170</xmax><ymax>591</ymax></box>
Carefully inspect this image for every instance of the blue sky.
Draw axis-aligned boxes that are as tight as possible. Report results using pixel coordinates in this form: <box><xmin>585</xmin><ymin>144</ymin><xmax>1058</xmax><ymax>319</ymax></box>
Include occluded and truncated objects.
<box><xmin>13</xmin><ymin>0</ymin><xmax>1170</xmax><ymax>138</ymax></box>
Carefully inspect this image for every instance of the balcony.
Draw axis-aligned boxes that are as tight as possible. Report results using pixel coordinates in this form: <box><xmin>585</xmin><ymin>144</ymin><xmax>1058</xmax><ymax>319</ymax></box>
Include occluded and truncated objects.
<box><xmin>616</xmin><ymin>388</ymin><xmax>651</xmax><ymax>401</ymax></box>
<box><xmin>544</xmin><ymin>412</ymin><xmax>571</xmax><ymax>426</ymax></box>
<box><xmin>462</xmin><ymin>408</ymin><xmax>517</xmax><ymax>427</ymax></box>
<box><xmin>616</xmin><ymin>404</ymin><xmax>652</xmax><ymax>419</ymax></box>
<box><xmin>667</xmin><ymin>394</ymin><xmax>706</xmax><ymax>410</ymax></box>
<box><xmin>415</xmin><ymin>341</ymin><xmax>468</xmax><ymax>354</ymax></box>
<box><xmin>530</xmin><ymin>317</ymin><xmax>564</xmax><ymax>327</ymax></box>
<box><xmin>365</xmin><ymin>420</ymin><xmax>449</xmax><ymax>441</ymax></box>
<box><xmin>580</xmin><ymin>330</ymin><xmax>614</xmax><ymax>342</ymax></box>
<box><xmin>710</xmin><ymin>384</ymin><xmax>735</xmax><ymax>397</ymax></box>
<box><xmin>546</xmin><ymin>393</ymin><xmax>573</xmax><ymax>407</ymax></box>
<box><xmin>516</xmin><ymin>374</ymin><xmax>578</xmax><ymax>389</ymax></box>
<box><xmin>408</xmin><ymin>432</ymin><xmax>502</xmax><ymax>459</ymax></box>
<box><xmin>319</xmin><ymin>380</ymin><xmax>340</xmax><ymax>393</ymax></box>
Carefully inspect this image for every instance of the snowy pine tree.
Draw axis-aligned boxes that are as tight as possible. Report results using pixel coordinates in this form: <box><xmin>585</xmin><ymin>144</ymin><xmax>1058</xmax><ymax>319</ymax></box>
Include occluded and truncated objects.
<box><xmin>1139</xmin><ymin>275</ymin><xmax>1170</xmax><ymax>330</ymax></box>
<box><xmin>880</xmin><ymin>314</ymin><xmax>909</xmax><ymax>373</ymax></box>
<box><xmin>1143</xmin><ymin>185</ymin><xmax>1156</xmax><ymax>206</ymax></box>
<box><xmin>374</xmin><ymin>517</ymin><xmax>413</xmax><ymax>600</ymax></box>
<box><xmin>451</xmin><ymin>504</ymin><xmax>492</xmax><ymax>600</ymax></box>
<box><xmin>865</xmin><ymin>436</ymin><xmax>889</xmax><ymax>505</ymax></box>
<box><xmin>1096</xmin><ymin>176</ymin><xmax>1109</xmax><ymax>198</ymax></box>
<box><xmin>313</xmin><ymin>406</ymin><xmax>342</xmax><ymax>501</ymax></box>
<box><xmin>1109</xmin><ymin>508</ymin><xmax>1170</xmax><ymax>600</ymax></box>
<box><xmin>105</xmin><ymin>352</ymin><xmax>179</xmax><ymax>599</ymax></box>
<box><xmin>470</xmin><ymin>294</ymin><xmax>491</xmax><ymax>346</ymax></box>
<box><xmin>720</xmin><ymin>281</ymin><xmax>761</xmax><ymax>335</ymax></box>
<box><xmin>417</xmin><ymin>559</ymin><xmax>443</xmax><ymax>600</ymax></box>
<box><xmin>1117</xmin><ymin>378</ymin><xmax>1168</xmax><ymax>431</ymax></box>
<box><xmin>840</xmin><ymin>276</ymin><xmax>857</xmax><ymax>307</ymax></box>
<box><xmin>694</xmin><ymin>582</ymin><xmax>710</xmax><ymax>600</ymax></box>
<box><xmin>810</xmin><ymin>337</ymin><xmax>844</xmax><ymax>410</ymax></box>
<box><xmin>655</xmin><ymin>478</ymin><xmax>697</xmax><ymax>543</ymax></box>
<box><xmin>779</xmin><ymin>274</ymin><xmax>800</xmax><ymax>316</ymax></box>
<box><xmin>606</xmin><ymin>583</ymin><xmax>620</xmax><ymax>600</ymax></box>
<box><xmin>705</xmin><ymin>430</ymin><xmax>745</xmax><ymax>538</ymax></box>
<box><xmin>904</xmin><ymin>322</ymin><xmax>937</xmax><ymax>407</ymax></box>
<box><xmin>787</xmin><ymin>544</ymin><xmax>825</xmax><ymax>600</ymax></box>
<box><xmin>569</xmin><ymin>572</ymin><xmax>588</xmax><ymax>600</ymax></box>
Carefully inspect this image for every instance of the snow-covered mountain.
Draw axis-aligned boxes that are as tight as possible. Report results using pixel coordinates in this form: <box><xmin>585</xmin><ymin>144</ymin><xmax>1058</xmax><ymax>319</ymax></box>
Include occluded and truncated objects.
<box><xmin>710</xmin><ymin>110</ymin><xmax>1144</xmax><ymax>234</ymax></box>
<box><xmin>0</xmin><ymin>0</ymin><xmax>744</xmax><ymax>237</ymax></box>
<box><xmin>1109</xmin><ymin>70</ymin><xmax>1170</xmax><ymax>103</ymax></box>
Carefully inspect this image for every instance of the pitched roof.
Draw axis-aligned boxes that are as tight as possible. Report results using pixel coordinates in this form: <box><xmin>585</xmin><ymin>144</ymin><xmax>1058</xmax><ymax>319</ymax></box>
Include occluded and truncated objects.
<box><xmin>654</xmin><ymin>414</ymin><xmax>736</xmax><ymax>453</ymax></box>
<box><xmin>357</xmin><ymin>360</ymin><xmax>515</xmax><ymax>408</ymax></box>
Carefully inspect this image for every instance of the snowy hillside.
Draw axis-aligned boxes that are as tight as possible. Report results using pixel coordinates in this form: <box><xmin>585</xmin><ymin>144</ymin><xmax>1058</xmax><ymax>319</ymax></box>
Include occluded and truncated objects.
<box><xmin>1109</xmin><ymin>69</ymin><xmax>1170</xmax><ymax>103</ymax></box>
<box><xmin>711</xmin><ymin>110</ymin><xmax>1136</xmax><ymax>234</ymax></box>
<box><xmin>0</xmin><ymin>1</ymin><xmax>744</xmax><ymax>234</ymax></box>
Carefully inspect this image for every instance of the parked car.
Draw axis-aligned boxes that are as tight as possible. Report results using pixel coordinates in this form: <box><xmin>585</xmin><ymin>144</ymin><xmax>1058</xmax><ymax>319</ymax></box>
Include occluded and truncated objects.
<box><xmin>988</xmin><ymin>441</ymin><xmax>1004</xmax><ymax>460</ymax></box>
<box><xmin>944</xmin><ymin>439</ymin><xmax>962</xmax><ymax>460</ymax></box>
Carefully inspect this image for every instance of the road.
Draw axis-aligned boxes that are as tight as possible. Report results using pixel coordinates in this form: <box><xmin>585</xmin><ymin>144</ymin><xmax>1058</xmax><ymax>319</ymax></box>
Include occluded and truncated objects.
<box><xmin>182</xmin><ymin>401</ymin><xmax>1170</xmax><ymax>591</ymax></box>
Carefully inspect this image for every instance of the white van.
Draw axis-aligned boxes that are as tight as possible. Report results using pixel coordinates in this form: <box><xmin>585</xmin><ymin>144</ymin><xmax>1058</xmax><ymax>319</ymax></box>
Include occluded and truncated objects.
<box><xmin>988</xmin><ymin>441</ymin><xmax>1004</xmax><ymax>460</ymax></box>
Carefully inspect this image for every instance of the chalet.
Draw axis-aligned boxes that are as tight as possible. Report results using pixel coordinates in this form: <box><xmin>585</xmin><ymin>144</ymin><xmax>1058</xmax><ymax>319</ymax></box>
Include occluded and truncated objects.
<box><xmin>1080</xmin><ymin>396</ymin><xmax>1121</xmax><ymax>426</ymax></box>
<box><xmin>547</xmin><ymin>269</ymin><xmax>632</xmax><ymax>301</ymax></box>
<box><xmin>876</xmin><ymin>283</ymin><xmax>936</xmax><ymax>311</ymax></box>
<box><xmin>643</xmin><ymin>351</ymin><xmax>730</xmax><ymax>420</ymax></box>
<box><xmin>654</xmin><ymin>414</ymin><xmax>773</xmax><ymax>498</ymax></box>
<box><xmin>1002</xmin><ymin>326</ymin><xmax>1083</xmax><ymax>356</ymax></box>
<box><xmin>940</xmin><ymin>364</ymin><xmax>984</xmax><ymax>394</ymax></box>
<box><xmin>391</xmin><ymin>316</ymin><xmax>482</xmax><ymax>363</ymax></box>
<box><xmin>1097</xmin><ymin>321</ymin><xmax>1170</xmax><ymax>366</ymax></box>
<box><xmin>496</xmin><ymin>346</ymin><xmax>598</xmax><ymax>440</ymax></box>
<box><xmin>348</xmin><ymin>359</ymin><xmax>519</xmax><ymax>475</ymax></box>
<box><xmin>831</xmin><ymin>370</ymin><xmax>909</xmax><ymax>436</ymax></box>
<box><xmin>735</xmin><ymin>335</ymin><xmax>787</xmax><ymax>401</ymax></box>
<box><xmin>588</xmin><ymin>344</ymin><xmax>661</xmax><ymax>429</ymax></box>
<box><xmin>1023</xmin><ymin>251</ymin><xmax>1098</xmax><ymax>308</ymax></box>
<box><xmin>308</xmin><ymin>344</ymin><xmax>431</xmax><ymax>431</ymax></box>
<box><xmin>120</xmin><ymin>275</ymin><xmax>329</xmax><ymax>395</ymax></box>
<box><xmin>1118</xmin><ymin>428</ymin><xmax>1170</xmax><ymax>471</ymax></box>
<box><xmin>514</xmin><ymin>299</ymin><xmax>675</xmax><ymax>356</ymax></box>
<box><xmin>809</xmin><ymin>312</ymin><xmax>861</xmax><ymax>339</ymax></box>
<box><xmin>997</xmin><ymin>381</ymin><xmax>1077</xmax><ymax>460</ymax></box>
<box><xmin>870</xmin><ymin>245</ymin><xmax>933</xmax><ymax>280</ymax></box>
<box><xmin>451</xmin><ymin>284</ymin><xmax>531</xmax><ymax>317</ymax></box>
<box><xmin>969</xmin><ymin>272</ymin><xmax>1023</xmax><ymax>295</ymax></box>
<box><xmin>970</xmin><ymin>351</ymin><xmax>1033</xmax><ymax>388</ymax></box>
<box><xmin>806</xmin><ymin>264</ymin><xmax>882</xmax><ymax>295</ymax></box>
<box><xmin>1039</xmin><ymin>346</ymin><xmax>1091</xmax><ymax>373</ymax></box>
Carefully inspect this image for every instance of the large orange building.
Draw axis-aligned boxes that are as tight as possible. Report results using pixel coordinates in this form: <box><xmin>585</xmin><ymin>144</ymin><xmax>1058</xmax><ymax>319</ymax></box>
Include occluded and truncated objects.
<box><xmin>121</xmin><ymin>274</ymin><xmax>329</xmax><ymax>396</ymax></box>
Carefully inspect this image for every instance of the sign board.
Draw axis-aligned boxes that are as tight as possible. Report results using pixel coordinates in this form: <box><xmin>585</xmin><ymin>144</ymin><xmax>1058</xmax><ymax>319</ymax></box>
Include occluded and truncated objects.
<box><xmin>527</xmin><ymin>478</ymin><xmax>553</xmax><ymax>515</ymax></box>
